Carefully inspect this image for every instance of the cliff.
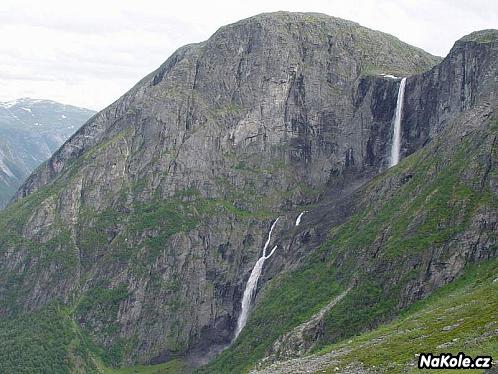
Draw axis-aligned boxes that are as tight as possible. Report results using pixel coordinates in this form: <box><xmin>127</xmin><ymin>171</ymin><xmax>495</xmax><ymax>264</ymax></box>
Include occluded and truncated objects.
<box><xmin>0</xmin><ymin>12</ymin><xmax>496</xmax><ymax>373</ymax></box>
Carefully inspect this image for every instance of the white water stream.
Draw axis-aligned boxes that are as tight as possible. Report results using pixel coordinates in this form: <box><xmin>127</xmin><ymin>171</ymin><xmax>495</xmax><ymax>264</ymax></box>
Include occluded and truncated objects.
<box><xmin>295</xmin><ymin>211</ymin><xmax>306</xmax><ymax>226</ymax></box>
<box><xmin>234</xmin><ymin>217</ymin><xmax>280</xmax><ymax>340</ymax></box>
<box><xmin>390</xmin><ymin>77</ymin><xmax>407</xmax><ymax>167</ymax></box>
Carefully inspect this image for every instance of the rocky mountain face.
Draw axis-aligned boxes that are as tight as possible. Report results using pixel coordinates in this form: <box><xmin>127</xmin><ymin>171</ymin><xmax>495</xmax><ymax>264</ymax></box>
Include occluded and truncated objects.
<box><xmin>15</xmin><ymin>13</ymin><xmax>439</xmax><ymax>204</ymax></box>
<box><xmin>218</xmin><ymin>90</ymin><xmax>497</xmax><ymax>373</ymax></box>
<box><xmin>0</xmin><ymin>98</ymin><xmax>95</xmax><ymax>208</ymax></box>
<box><xmin>206</xmin><ymin>29</ymin><xmax>498</xmax><ymax>373</ymax></box>
<box><xmin>0</xmin><ymin>12</ymin><xmax>496</xmax><ymax>373</ymax></box>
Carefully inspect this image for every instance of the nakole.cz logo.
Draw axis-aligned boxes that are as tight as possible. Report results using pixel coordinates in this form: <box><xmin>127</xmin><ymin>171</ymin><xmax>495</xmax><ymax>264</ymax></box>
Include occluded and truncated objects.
<box><xmin>418</xmin><ymin>352</ymin><xmax>493</xmax><ymax>369</ymax></box>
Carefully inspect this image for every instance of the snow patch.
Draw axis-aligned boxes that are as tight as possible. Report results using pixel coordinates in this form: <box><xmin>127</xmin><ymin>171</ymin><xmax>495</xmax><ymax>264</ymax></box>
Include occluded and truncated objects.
<box><xmin>0</xmin><ymin>99</ymin><xmax>20</xmax><ymax>108</ymax></box>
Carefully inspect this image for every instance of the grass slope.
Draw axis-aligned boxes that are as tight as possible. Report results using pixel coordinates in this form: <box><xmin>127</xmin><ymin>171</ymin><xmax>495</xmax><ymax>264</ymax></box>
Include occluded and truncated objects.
<box><xmin>315</xmin><ymin>256</ymin><xmax>498</xmax><ymax>373</ymax></box>
<box><xmin>102</xmin><ymin>359</ymin><xmax>188</xmax><ymax>374</ymax></box>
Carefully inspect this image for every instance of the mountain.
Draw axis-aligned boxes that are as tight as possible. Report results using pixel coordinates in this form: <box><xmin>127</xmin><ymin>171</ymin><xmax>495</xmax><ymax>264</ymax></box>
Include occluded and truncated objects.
<box><xmin>0</xmin><ymin>12</ymin><xmax>496</xmax><ymax>374</ymax></box>
<box><xmin>0</xmin><ymin>98</ymin><xmax>95</xmax><ymax>208</ymax></box>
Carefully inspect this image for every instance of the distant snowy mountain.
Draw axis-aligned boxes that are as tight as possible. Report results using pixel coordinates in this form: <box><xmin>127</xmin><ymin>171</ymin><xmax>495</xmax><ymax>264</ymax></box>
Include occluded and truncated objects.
<box><xmin>0</xmin><ymin>98</ymin><xmax>95</xmax><ymax>208</ymax></box>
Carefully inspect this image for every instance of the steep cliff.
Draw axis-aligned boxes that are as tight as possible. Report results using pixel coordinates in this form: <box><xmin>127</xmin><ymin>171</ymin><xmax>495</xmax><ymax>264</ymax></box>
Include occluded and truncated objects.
<box><xmin>208</xmin><ymin>102</ymin><xmax>497</xmax><ymax>373</ymax></box>
<box><xmin>0</xmin><ymin>12</ymin><xmax>496</xmax><ymax>373</ymax></box>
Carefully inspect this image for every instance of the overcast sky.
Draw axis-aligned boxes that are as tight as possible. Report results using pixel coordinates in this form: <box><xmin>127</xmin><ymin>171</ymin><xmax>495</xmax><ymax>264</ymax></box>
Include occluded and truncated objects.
<box><xmin>1</xmin><ymin>0</ymin><xmax>496</xmax><ymax>111</ymax></box>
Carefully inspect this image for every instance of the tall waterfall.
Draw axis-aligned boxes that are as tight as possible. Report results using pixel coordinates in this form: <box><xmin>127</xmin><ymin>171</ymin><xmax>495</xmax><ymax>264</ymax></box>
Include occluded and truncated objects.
<box><xmin>234</xmin><ymin>218</ymin><xmax>280</xmax><ymax>340</ymax></box>
<box><xmin>390</xmin><ymin>77</ymin><xmax>407</xmax><ymax>167</ymax></box>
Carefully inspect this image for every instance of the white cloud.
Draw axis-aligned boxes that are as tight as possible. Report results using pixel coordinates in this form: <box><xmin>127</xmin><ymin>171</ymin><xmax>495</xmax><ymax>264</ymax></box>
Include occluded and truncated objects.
<box><xmin>0</xmin><ymin>0</ymin><xmax>496</xmax><ymax>110</ymax></box>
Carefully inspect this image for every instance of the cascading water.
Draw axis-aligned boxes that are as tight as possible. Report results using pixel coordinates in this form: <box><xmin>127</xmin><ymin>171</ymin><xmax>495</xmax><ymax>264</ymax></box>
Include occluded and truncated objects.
<box><xmin>295</xmin><ymin>211</ymin><xmax>306</xmax><ymax>226</ymax></box>
<box><xmin>233</xmin><ymin>217</ymin><xmax>280</xmax><ymax>340</ymax></box>
<box><xmin>389</xmin><ymin>77</ymin><xmax>407</xmax><ymax>167</ymax></box>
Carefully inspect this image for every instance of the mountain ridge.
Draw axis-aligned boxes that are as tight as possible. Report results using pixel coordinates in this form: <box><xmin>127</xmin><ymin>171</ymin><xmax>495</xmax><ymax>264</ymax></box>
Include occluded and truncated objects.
<box><xmin>0</xmin><ymin>97</ymin><xmax>95</xmax><ymax>208</ymax></box>
<box><xmin>13</xmin><ymin>11</ymin><xmax>441</xmax><ymax>203</ymax></box>
<box><xmin>0</xmin><ymin>12</ymin><xmax>496</xmax><ymax>373</ymax></box>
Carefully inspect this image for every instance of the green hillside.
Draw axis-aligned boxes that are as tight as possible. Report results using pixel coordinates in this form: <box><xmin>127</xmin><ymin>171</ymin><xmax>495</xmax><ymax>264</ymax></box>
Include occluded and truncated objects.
<box><xmin>203</xmin><ymin>113</ymin><xmax>497</xmax><ymax>372</ymax></box>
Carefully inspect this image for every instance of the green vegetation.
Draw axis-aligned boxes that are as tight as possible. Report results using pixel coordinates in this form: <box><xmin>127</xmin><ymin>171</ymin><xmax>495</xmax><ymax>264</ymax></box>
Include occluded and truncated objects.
<box><xmin>1</xmin><ymin>116</ymin><xmax>495</xmax><ymax>373</ymax></box>
<box><xmin>314</xmin><ymin>117</ymin><xmax>497</xmax><ymax>346</ymax></box>
<box><xmin>316</xmin><ymin>257</ymin><xmax>498</xmax><ymax>373</ymax></box>
<box><xmin>0</xmin><ymin>304</ymin><xmax>97</xmax><ymax>374</ymax></box>
<box><xmin>460</xmin><ymin>29</ymin><xmax>498</xmax><ymax>44</ymax></box>
<box><xmin>76</xmin><ymin>284</ymin><xmax>129</xmax><ymax>323</ymax></box>
<box><xmin>200</xmin><ymin>262</ymin><xmax>343</xmax><ymax>373</ymax></box>
<box><xmin>329</xmin><ymin>133</ymin><xmax>488</xmax><ymax>259</ymax></box>
<box><xmin>103</xmin><ymin>359</ymin><xmax>188</xmax><ymax>374</ymax></box>
<box><xmin>0</xmin><ymin>226</ymin><xmax>80</xmax><ymax>314</ymax></box>
<box><xmin>0</xmin><ymin>182</ymin><xmax>277</xmax><ymax>370</ymax></box>
<box><xmin>0</xmin><ymin>301</ymin><xmax>189</xmax><ymax>374</ymax></box>
<box><xmin>130</xmin><ymin>199</ymin><xmax>201</xmax><ymax>254</ymax></box>
<box><xmin>204</xmin><ymin>118</ymin><xmax>497</xmax><ymax>372</ymax></box>
<box><xmin>0</xmin><ymin>86</ymin><xmax>495</xmax><ymax>374</ymax></box>
<box><xmin>212</xmin><ymin>103</ymin><xmax>244</xmax><ymax>115</ymax></box>
<box><xmin>78</xmin><ymin>285</ymin><xmax>128</xmax><ymax>311</ymax></box>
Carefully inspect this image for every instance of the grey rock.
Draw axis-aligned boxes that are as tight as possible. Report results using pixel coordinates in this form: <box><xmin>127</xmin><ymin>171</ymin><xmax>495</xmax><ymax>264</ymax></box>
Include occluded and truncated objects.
<box><xmin>0</xmin><ymin>12</ymin><xmax>496</xmax><ymax>370</ymax></box>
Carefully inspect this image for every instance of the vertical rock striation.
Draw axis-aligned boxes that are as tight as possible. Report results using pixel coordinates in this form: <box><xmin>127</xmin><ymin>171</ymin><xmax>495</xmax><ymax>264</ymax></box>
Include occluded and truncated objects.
<box><xmin>1</xmin><ymin>13</ymin><xmax>496</xmax><ymax>371</ymax></box>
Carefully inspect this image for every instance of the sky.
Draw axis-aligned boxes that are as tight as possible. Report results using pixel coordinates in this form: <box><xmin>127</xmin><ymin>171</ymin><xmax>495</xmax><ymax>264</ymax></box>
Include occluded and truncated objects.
<box><xmin>0</xmin><ymin>0</ymin><xmax>496</xmax><ymax>111</ymax></box>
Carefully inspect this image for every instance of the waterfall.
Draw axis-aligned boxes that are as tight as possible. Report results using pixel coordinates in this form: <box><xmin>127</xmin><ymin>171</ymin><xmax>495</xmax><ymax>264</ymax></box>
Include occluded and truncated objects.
<box><xmin>295</xmin><ymin>211</ymin><xmax>306</xmax><ymax>226</ymax></box>
<box><xmin>390</xmin><ymin>77</ymin><xmax>407</xmax><ymax>167</ymax></box>
<box><xmin>234</xmin><ymin>218</ymin><xmax>280</xmax><ymax>340</ymax></box>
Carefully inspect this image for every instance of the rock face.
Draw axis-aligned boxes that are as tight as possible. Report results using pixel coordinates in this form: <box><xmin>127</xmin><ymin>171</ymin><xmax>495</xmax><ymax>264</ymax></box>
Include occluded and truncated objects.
<box><xmin>14</xmin><ymin>12</ymin><xmax>439</xmax><ymax>205</ymax></box>
<box><xmin>204</xmin><ymin>29</ymin><xmax>497</xmax><ymax>372</ymax></box>
<box><xmin>402</xmin><ymin>29</ymin><xmax>498</xmax><ymax>158</ymax></box>
<box><xmin>0</xmin><ymin>98</ymin><xmax>95</xmax><ymax>208</ymax></box>
<box><xmin>0</xmin><ymin>12</ymin><xmax>496</xmax><ymax>371</ymax></box>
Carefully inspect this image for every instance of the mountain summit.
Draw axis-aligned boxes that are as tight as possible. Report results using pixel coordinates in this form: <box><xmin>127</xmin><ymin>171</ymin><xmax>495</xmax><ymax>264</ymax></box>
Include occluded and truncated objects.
<box><xmin>0</xmin><ymin>12</ymin><xmax>496</xmax><ymax>374</ymax></box>
<box><xmin>15</xmin><ymin>12</ymin><xmax>440</xmax><ymax>203</ymax></box>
